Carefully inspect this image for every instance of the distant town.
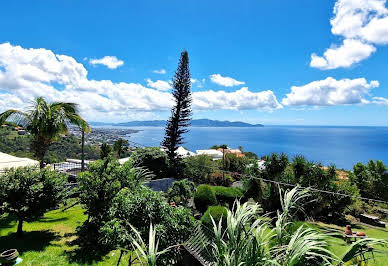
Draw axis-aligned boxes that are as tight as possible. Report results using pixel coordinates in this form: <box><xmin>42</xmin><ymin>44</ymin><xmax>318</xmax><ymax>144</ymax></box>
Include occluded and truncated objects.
<box><xmin>69</xmin><ymin>127</ymin><xmax>139</xmax><ymax>145</ymax></box>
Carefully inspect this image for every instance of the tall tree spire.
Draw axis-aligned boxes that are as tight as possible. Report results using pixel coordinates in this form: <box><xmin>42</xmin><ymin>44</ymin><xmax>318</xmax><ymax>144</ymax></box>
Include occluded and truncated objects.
<box><xmin>161</xmin><ymin>51</ymin><xmax>192</xmax><ymax>176</ymax></box>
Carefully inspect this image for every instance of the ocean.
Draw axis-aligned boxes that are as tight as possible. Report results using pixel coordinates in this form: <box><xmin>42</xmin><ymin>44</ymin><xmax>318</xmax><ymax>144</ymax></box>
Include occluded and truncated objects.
<box><xmin>112</xmin><ymin>126</ymin><xmax>388</xmax><ymax>170</ymax></box>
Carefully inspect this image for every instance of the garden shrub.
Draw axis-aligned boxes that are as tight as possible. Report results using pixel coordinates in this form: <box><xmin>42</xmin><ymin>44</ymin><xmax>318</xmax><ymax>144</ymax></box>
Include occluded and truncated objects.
<box><xmin>212</xmin><ymin>186</ymin><xmax>244</xmax><ymax>207</ymax></box>
<box><xmin>75</xmin><ymin>156</ymin><xmax>150</xmax><ymax>252</ymax></box>
<box><xmin>209</xmin><ymin>171</ymin><xmax>234</xmax><ymax>186</ymax></box>
<box><xmin>194</xmin><ymin>185</ymin><xmax>244</xmax><ymax>211</ymax></box>
<box><xmin>101</xmin><ymin>186</ymin><xmax>196</xmax><ymax>264</ymax></box>
<box><xmin>0</xmin><ymin>167</ymin><xmax>67</xmax><ymax>236</ymax></box>
<box><xmin>194</xmin><ymin>185</ymin><xmax>217</xmax><ymax>213</ymax></box>
<box><xmin>167</xmin><ymin>179</ymin><xmax>195</xmax><ymax>205</ymax></box>
<box><xmin>183</xmin><ymin>154</ymin><xmax>214</xmax><ymax>183</ymax></box>
<box><xmin>201</xmin><ymin>205</ymin><xmax>228</xmax><ymax>228</ymax></box>
<box><xmin>130</xmin><ymin>147</ymin><xmax>169</xmax><ymax>179</ymax></box>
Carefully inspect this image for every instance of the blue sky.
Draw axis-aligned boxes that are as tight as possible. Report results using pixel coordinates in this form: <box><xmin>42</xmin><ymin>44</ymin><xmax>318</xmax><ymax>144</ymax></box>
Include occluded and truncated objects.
<box><xmin>1</xmin><ymin>0</ymin><xmax>388</xmax><ymax>125</ymax></box>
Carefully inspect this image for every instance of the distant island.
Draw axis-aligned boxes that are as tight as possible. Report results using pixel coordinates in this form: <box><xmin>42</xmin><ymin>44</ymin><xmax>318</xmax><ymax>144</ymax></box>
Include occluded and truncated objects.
<box><xmin>90</xmin><ymin>119</ymin><xmax>264</xmax><ymax>128</ymax></box>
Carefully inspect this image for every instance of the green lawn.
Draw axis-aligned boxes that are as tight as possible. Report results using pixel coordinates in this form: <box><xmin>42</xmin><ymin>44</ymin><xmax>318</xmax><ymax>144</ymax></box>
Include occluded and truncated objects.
<box><xmin>1</xmin><ymin>204</ymin><xmax>388</xmax><ymax>265</ymax></box>
<box><xmin>0</xmin><ymin>204</ymin><xmax>132</xmax><ymax>265</ymax></box>
<box><xmin>308</xmin><ymin>221</ymin><xmax>388</xmax><ymax>266</ymax></box>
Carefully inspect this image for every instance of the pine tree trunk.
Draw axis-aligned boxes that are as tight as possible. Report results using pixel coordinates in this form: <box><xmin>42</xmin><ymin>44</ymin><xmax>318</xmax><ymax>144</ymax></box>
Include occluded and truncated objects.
<box><xmin>17</xmin><ymin>218</ymin><xmax>23</xmax><ymax>237</ymax></box>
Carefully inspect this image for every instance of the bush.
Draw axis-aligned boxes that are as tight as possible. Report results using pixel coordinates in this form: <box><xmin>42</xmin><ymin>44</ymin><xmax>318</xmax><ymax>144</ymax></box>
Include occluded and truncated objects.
<box><xmin>167</xmin><ymin>179</ymin><xmax>195</xmax><ymax>205</ymax></box>
<box><xmin>76</xmin><ymin>156</ymin><xmax>151</xmax><ymax>251</ymax></box>
<box><xmin>183</xmin><ymin>154</ymin><xmax>215</xmax><ymax>183</ymax></box>
<box><xmin>101</xmin><ymin>186</ymin><xmax>196</xmax><ymax>264</ymax></box>
<box><xmin>221</xmin><ymin>153</ymin><xmax>249</xmax><ymax>174</ymax></box>
<box><xmin>201</xmin><ymin>205</ymin><xmax>228</xmax><ymax>228</ymax></box>
<box><xmin>209</xmin><ymin>171</ymin><xmax>234</xmax><ymax>186</ymax></box>
<box><xmin>194</xmin><ymin>185</ymin><xmax>217</xmax><ymax>213</ymax></box>
<box><xmin>130</xmin><ymin>147</ymin><xmax>169</xmax><ymax>179</ymax></box>
<box><xmin>212</xmin><ymin>186</ymin><xmax>244</xmax><ymax>207</ymax></box>
<box><xmin>0</xmin><ymin>167</ymin><xmax>67</xmax><ymax>236</ymax></box>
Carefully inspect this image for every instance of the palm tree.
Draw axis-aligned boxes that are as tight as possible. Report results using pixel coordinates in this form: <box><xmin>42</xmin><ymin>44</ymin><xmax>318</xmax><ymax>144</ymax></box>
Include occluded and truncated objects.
<box><xmin>0</xmin><ymin>97</ymin><xmax>90</xmax><ymax>168</ymax></box>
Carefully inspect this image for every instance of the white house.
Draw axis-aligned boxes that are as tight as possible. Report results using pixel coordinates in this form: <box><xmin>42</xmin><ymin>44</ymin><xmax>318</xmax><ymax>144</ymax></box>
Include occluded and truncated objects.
<box><xmin>195</xmin><ymin>149</ymin><xmax>223</xmax><ymax>160</ymax></box>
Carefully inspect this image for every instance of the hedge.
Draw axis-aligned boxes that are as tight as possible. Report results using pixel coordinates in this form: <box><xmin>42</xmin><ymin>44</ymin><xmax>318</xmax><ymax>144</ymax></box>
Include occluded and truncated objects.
<box><xmin>194</xmin><ymin>185</ymin><xmax>217</xmax><ymax>213</ymax></box>
<box><xmin>200</xmin><ymin>205</ymin><xmax>228</xmax><ymax>228</ymax></box>
<box><xmin>194</xmin><ymin>185</ymin><xmax>244</xmax><ymax>212</ymax></box>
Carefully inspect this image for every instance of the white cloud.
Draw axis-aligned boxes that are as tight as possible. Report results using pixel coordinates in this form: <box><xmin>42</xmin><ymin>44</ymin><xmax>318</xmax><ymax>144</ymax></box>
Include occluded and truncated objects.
<box><xmin>310</xmin><ymin>39</ymin><xmax>376</xmax><ymax>69</ymax></box>
<box><xmin>282</xmin><ymin>77</ymin><xmax>379</xmax><ymax>106</ymax></box>
<box><xmin>146</xmin><ymin>78</ymin><xmax>172</xmax><ymax>91</ymax></box>
<box><xmin>372</xmin><ymin>96</ymin><xmax>388</xmax><ymax>105</ymax></box>
<box><xmin>193</xmin><ymin>87</ymin><xmax>282</xmax><ymax>110</ymax></box>
<box><xmin>191</xmin><ymin>78</ymin><xmax>206</xmax><ymax>88</ymax></box>
<box><xmin>0</xmin><ymin>43</ymin><xmax>281</xmax><ymax>121</ymax></box>
<box><xmin>153</xmin><ymin>69</ymin><xmax>166</xmax><ymax>74</ymax></box>
<box><xmin>89</xmin><ymin>56</ymin><xmax>124</xmax><ymax>69</ymax></box>
<box><xmin>311</xmin><ymin>0</ymin><xmax>388</xmax><ymax>69</ymax></box>
<box><xmin>209</xmin><ymin>74</ymin><xmax>245</xmax><ymax>87</ymax></box>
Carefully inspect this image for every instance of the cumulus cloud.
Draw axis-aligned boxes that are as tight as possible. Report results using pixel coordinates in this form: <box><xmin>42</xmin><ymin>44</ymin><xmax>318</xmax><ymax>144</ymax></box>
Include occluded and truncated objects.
<box><xmin>209</xmin><ymin>74</ymin><xmax>245</xmax><ymax>87</ymax></box>
<box><xmin>311</xmin><ymin>0</ymin><xmax>388</xmax><ymax>69</ymax></box>
<box><xmin>146</xmin><ymin>78</ymin><xmax>172</xmax><ymax>91</ymax></box>
<box><xmin>282</xmin><ymin>77</ymin><xmax>379</xmax><ymax>106</ymax></box>
<box><xmin>153</xmin><ymin>69</ymin><xmax>166</xmax><ymax>74</ymax></box>
<box><xmin>310</xmin><ymin>39</ymin><xmax>376</xmax><ymax>69</ymax></box>
<box><xmin>193</xmin><ymin>87</ymin><xmax>282</xmax><ymax>110</ymax></box>
<box><xmin>89</xmin><ymin>56</ymin><xmax>124</xmax><ymax>69</ymax></box>
<box><xmin>0</xmin><ymin>42</ymin><xmax>281</xmax><ymax>121</ymax></box>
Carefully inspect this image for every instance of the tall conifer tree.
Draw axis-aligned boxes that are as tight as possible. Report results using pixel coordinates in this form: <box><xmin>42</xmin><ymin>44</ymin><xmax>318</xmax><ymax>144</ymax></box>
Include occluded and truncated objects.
<box><xmin>162</xmin><ymin>51</ymin><xmax>192</xmax><ymax>175</ymax></box>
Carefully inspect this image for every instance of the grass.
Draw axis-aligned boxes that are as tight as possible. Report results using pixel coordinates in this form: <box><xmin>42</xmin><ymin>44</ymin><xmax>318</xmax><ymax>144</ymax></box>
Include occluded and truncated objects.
<box><xmin>305</xmin><ymin>221</ymin><xmax>388</xmax><ymax>266</ymax></box>
<box><xmin>0</xmin><ymin>203</ymin><xmax>132</xmax><ymax>265</ymax></box>
<box><xmin>1</xmin><ymin>203</ymin><xmax>388</xmax><ymax>265</ymax></box>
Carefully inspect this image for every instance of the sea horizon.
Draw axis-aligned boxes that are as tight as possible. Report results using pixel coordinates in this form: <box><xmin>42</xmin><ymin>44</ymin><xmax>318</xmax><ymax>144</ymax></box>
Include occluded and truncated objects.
<box><xmin>94</xmin><ymin>125</ymin><xmax>388</xmax><ymax>170</ymax></box>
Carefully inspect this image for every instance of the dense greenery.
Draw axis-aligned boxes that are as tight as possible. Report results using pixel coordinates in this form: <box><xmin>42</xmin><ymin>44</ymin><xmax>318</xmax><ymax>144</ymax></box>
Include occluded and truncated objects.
<box><xmin>183</xmin><ymin>154</ymin><xmax>215</xmax><ymax>183</ymax></box>
<box><xmin>197</xmin><ymin>188</ymin><xmax>388</xmax><ymax>265</ymax></box>
<box><xmin>76</xmin><ymin>157</ymin><xmax>152</xmax><ymax>253</ymax></box>
<box><xmin>99</xmin><ymin>142</ymin><xmax>112</xmax><ymax>159</ymax></box>
<box><xmin>0</xmin><ymin>97</ymin><xmax>90</xmax><ymax>168</ymax></box>
<box><xmin>350</xmin><ymin>160</ymin><xmax>388</xmax><ymax>201</ymax></box>
<box><xmin>200</xmin><ymin>205</ymin><xmax>228</xmax><ymax>228</ymax></box>
<box><xmin>194</xmin><ymin>185</ymin><xmax>217</xmax><ymax>213</ymax></box>
<box><xmin>101</xmin><ymin>186</ymin><xmax>196</xmax><ymax>264</ymax></box>
<box><xmin>113</xmin><ymin>138</ymin><xmax>129</xmax><ymax>158</ymax></box>
<box><xmin>194</xmin><ymin>184</ymin><xmax>243</xmax><ymax>212</ymax></box>
<box><xmin>167</xmin><ymin>179</ymin><xmax>195</xmax><ymax>206</ymax></box>
<box><xmin>162</xmin><ymin>51</ymin><xmax>192</xmax><ymax>177</ymax></box>
<box><xmin>218</xmin><ymin>153</ymin><xmax>249</xmax><ymax>173</ymax></box>
<box><xmin>130</xmin><ymin>147</ymin><xmax>169</xmax><ymax>179</ymax></box>
<box><xmin>0</xmin><ymin>167</ymin><xmax>67</xmax><ymax>236</ymax></box>
<box><xmin>0</xmin><ymin>126</ymin><xmax>100</xmax><ymax>163</ymax></box>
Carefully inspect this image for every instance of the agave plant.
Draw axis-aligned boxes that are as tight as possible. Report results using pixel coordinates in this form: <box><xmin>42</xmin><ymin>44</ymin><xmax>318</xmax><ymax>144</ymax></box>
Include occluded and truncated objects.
<box><xmin>197</xmin><ymin>186</ymin><xmax>337</xmax><ymax>266</ymax></box>
<box><xmin>128</xmin><ymin>224</ymin><xmax>180</xmax><ymax>266</ymax></box>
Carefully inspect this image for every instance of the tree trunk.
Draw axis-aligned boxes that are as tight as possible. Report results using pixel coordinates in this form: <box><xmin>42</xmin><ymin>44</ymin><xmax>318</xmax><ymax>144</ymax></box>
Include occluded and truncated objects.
<box><xmin>17</xmin><ymin>218</ymin><xmax>23</xmax><ymax>237</ymax></box>
<box><xmin>32</xmin><ymin>139</ymin><xmax>48</xmax><ymax>169</ymax></box>
<box><xmin>81</xmin><ymin>130</ymin><xmax>85</xmax><ymax>172</ymax></box>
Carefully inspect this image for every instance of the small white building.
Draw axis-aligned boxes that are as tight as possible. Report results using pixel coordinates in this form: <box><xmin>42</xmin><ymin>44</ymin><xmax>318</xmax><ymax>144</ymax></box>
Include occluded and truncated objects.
<box><xmin>195</xmin><ymin>149</ymin><xmax>223</xmax><ymax>160</ymax></box>
<box><xmin>160</xmin><ymin>146</ymin><xmax>195</xmax><ymax>158</ymax></box>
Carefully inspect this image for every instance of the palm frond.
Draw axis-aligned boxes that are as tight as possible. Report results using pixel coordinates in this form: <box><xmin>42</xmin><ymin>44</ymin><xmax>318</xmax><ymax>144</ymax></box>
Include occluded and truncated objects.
<box><xmin>340</xmin><ymin>237</ymin><xmax>388</xmax><ymax>264</ymax></box>
<box><xmin>273</xmin><ymin>225</ymin><xmax>336</xmax><ymax>266</ymax></box>
<box><xmin>0</xmin><ymin>109</ymin><xmax>30</xmax><ymax>126</ymax></box>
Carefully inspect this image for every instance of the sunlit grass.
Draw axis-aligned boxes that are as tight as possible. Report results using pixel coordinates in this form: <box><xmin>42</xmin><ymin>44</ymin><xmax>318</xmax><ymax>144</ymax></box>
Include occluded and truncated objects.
<box><xmin>0</xmin><ymin>204</ymin><xmax>132</xmax><ymax>265</ymax></box>
<box><xmin>1</xmin><ymin>203</ymin><xmax>388</xmax><ymax>265</ymax></box>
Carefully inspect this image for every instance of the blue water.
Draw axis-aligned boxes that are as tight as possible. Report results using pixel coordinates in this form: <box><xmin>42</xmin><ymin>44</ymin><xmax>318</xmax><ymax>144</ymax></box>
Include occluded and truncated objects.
<box><xmin>110</xmin><ymin>126</ymin><xmax>388</xmax><ymax>170</ymax></box>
